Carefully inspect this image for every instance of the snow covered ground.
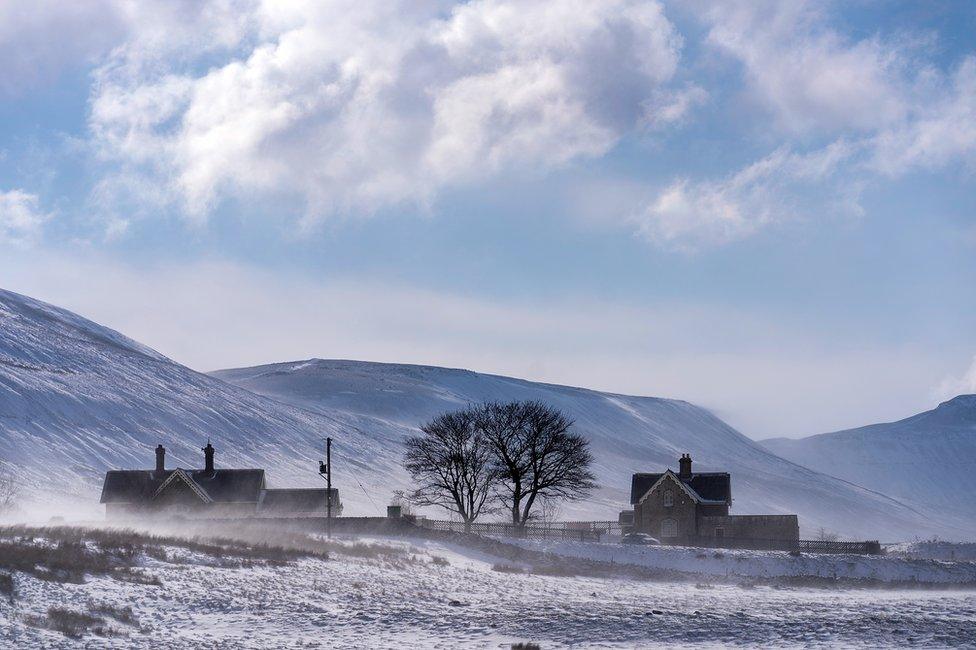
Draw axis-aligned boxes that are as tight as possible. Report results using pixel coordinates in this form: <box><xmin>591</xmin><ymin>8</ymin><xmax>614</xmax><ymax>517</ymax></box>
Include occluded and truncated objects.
<box><xmin>508</xmin><ymin>538</ymin><xmax>976</xmax><ymax>585</ymax></box>
<box><xmin>887</xmin><ymin>540</ymin><xmax>976</xmax><ymax>562</ymax></box>
<box><xmin>2</xmin><ymin>527</ymin><xmax>976</xmax><ymax>648</ymax></box>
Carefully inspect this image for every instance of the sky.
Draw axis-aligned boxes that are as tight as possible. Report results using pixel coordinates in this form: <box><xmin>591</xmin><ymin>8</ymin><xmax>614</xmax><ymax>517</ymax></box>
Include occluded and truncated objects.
<box><xmin>0</xmin><ymin>0</ymin><xmax>974</xmax><ymax>439</ymax></box>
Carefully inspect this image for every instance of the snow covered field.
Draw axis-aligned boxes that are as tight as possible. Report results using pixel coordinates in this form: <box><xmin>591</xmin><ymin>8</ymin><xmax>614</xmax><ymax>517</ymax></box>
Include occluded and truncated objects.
<box><xmin>2</xmin><ymin>526</ymin><xmax>975</xmax><ymax>648</ymax></box>
<box><xmin>509</xmin><ymin>538</ymin><xmax>976</xmax><ymax>585</ymax></box>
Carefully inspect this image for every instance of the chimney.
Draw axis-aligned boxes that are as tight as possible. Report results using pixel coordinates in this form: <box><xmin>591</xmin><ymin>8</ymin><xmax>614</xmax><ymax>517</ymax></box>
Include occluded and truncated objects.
<box><xmin>203</xmin><ymin>440</ymin><xmax>215</xmax><ymax>473</ymax></box>
<box><xmin>679</xmin><ymin>453</ymin><xmax>692</xmax><ymax>479</ymax></box>
<box><xmin>155</xmin><ymin>444</ymin><xmax>166</xmax><ymax>472</ymax></box>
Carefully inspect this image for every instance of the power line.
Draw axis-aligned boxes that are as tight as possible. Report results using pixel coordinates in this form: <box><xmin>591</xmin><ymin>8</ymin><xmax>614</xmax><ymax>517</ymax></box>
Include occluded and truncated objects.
<box><xmin>354</xmin><ymin>476</ymin><xmax>381</xmax><ymax>514</ymax></box>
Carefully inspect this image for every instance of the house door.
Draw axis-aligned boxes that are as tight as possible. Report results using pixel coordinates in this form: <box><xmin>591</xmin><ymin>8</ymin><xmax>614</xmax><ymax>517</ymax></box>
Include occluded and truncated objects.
<box><xmin>661</xmin><ymin>518</ymin><xmax>677</xmax><ymax>538</ymax></box>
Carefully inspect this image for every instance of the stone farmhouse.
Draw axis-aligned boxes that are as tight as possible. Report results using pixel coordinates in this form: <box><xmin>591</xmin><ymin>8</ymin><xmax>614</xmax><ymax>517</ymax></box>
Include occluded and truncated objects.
<box><xmin>99</xmin><ymin>442</ymin><xmax>340</xmax><ymax>519</ymax></box>
<box><xmin>627</xmin><ymin>454</ymin><xmax>798</xmax><ymax>544</ymax></box>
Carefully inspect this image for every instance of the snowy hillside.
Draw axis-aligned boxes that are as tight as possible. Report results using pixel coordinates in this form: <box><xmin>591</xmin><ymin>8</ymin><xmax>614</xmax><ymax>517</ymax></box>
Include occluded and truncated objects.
<box><xmin>211</xmin><ymin>359</ymin><xmax>964</xmax><ymax>539</ymax></box>
<box><xmin>0</xmin><ymin>287</ymin><xmax>963</xmax><ymax>539</ymax></box>
<box><xmin>761</xmin><ymin>396</ymin><xmax>976</xmax><ymax>526</ymax></box>
<box><xmin>0</xmin><ymin>289</ymin><xmax>406</xmax><ymax>517</ymax></box>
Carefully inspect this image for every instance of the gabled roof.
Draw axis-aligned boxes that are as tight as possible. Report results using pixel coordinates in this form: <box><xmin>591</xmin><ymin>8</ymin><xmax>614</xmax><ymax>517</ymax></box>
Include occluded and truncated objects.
<box><xmin>100</xmin><ymin>468</ymin><xmax>265</xmax><ymax>504</ymax></box>
<box><xmin>630</xmin><ymin>470</ymin><xmax>731</xmax><ymax>505</ymax></box>
<box><xmin>636</xmin><ymin>470</ymin><xmax>703</xmax><ymax>504</ymax></box>
<box><xmin>259</xmin><ymin>488</ymin><xmax>336</xmax><ymax>513</ymax></box>
<box><xmin>153</xmin><ymin>468</ymin><xmax>212</xmax><ymax>503</ymax></box>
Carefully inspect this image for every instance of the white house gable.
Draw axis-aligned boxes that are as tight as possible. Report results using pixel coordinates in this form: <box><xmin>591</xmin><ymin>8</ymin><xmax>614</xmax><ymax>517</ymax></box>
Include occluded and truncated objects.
<box><xmin>637</xmin><ymin>470</ymin><xmax>701</xmax><ymax>504</ymax></box>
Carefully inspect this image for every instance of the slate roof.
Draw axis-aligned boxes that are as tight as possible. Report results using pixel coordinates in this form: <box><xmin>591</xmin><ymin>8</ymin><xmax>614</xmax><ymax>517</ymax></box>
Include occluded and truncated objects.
<box><xmin>259</xmin><ymin>488</ymin><xmax>337</xmax><ymax>513</ymax></box>
<box><xmin>630</xmin><ymin>471</ymin><xmax>731</xmax><ymax>505</ymax></box>
<box><xmin>100</xmin><ymin>468</ymin><xmax>266</xmax><ymax>504</ymax></box>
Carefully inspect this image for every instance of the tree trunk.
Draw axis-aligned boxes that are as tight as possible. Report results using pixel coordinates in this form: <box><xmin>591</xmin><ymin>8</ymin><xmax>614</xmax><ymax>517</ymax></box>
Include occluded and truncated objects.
<box><xmin>520</xmin><ymin>490</ymin><xmax>538</xmax><ymax>527</ymax></box>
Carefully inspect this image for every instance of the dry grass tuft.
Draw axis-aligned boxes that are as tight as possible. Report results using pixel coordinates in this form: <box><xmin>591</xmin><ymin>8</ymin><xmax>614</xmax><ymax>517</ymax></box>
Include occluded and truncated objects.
<box><xmin>0</xmin><ymin>524</ymin><xmax>333</xmax><ymax>587</ymax></box>
<box><xmin>491</xmin><ymin>563</ymin><xmax>525</xmax><ymax>574</ymax></box>
<box><xmin>24</xmin><ymin>607</ymin><xmax>111</xmax><ymax>639</ymax></box>
<box><xmin>87</xmin><ymin>600</ymin><xmax>139</xmax><ymax>626</ymax></box>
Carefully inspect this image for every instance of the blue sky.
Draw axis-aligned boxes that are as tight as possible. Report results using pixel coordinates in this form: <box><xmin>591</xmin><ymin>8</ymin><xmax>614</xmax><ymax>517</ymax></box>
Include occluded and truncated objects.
<box><xmin>1</xmin><ymin>0</ymin><xmax>974</xmax><ymax>438</ymax></box>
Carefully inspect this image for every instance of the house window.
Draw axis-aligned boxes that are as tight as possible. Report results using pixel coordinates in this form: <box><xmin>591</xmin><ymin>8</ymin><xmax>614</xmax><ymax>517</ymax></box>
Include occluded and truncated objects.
<box><xmin>661</xmin><ymin>518</ymin><xmax>677</xmax><ymax>538</ymax></box>
<box><xmin>715</xmin><ymin>527</ymin><xmax>725</xmax><ymax>539</ymax></box>
<box><xmin>663</xmin><ymin>489</ymin><xmax>673</xmax><ymax>507</ymax></box>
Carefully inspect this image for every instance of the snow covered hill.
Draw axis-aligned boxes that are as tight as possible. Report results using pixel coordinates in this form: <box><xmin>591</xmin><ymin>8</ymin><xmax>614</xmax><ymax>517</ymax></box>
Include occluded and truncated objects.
<box><xmin>0</xmin><ymin>287</ymin><xmax>965</xmax><ymax>539</ymax></box>
<box><xmin>761</xmin><ymin>396</ymin><xmax>976</xmax><ymax>527</ymax></box>
<box><xmin>211</xmin><ymin>360</ymin><xmax>967</xmax><ymax>539</ymax></box>
<box><xmin>0</xmin><ymin>289</ymin><xmax>405</xmax><ymax>517</ymax></box>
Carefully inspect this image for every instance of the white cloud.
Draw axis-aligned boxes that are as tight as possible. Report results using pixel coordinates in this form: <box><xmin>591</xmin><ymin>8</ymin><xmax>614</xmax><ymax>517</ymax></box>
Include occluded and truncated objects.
<box><xmin>935</xmin><ymin>355</ymin><xmax>976</xmax><ymax>400</ymax></box>
<box><xmin>88</xmin><ymin>0</ymin><xmax>687</xmax><ymax>224</ymax></box>
<box><xmin>635</xmin><ymin>141</ymin><xmax>858</xmax><ymax>249</ymax></box>
<box><xmin>871</xmin><ymin>57</ymin><xmax>976</xmax><ymax>175</ymax></box>
<box><xmin>702</xmin><ymin>1</ymin><xmax>976</xmax><ymax>172</ymax></box>
<box><xmin>0</xmin><ymin>189</ymin><xmax>51</xmax><ymax>245</ymax></box>
<box><xmin>640</xmin><ymin>1</ymin><xmax>976</xmax><ymax>250</ymax></box>
<box><xmin>6</xmin><ymin>0</ymin><xmax>972</xmax><ymax>249</ymax></box>
<box><xmin>704</xmin><ymin>0</ymin><xmax>910</xmax><ymax>134</ymax></box>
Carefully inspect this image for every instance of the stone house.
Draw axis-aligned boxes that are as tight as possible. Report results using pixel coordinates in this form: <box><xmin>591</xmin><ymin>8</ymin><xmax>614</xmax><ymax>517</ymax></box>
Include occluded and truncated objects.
<box><xmin>99</xmin><ymin>442</ymin><xmax>340</xmax><ymax>519</ymax></box>
<box><xmin>629</xmin><ymin>454</ymin><xmax>798</xmax><ymax>544</ymax></box>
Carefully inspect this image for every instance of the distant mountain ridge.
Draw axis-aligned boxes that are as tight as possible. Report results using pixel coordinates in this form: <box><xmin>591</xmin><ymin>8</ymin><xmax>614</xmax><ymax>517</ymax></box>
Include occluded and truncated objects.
<box><xmin>0</xmin><ymin>287</ymin><xmax>969</xmax><ymax>539</ymax></box>
<box><xmin>761</xmin><ymin>395</ymin><xmax>976</xmax><ymax>526</ymax></box>
<box><xmin>211</xmin><ymin>359</ymin><xmax>967</xmax><ymax>538</ymax></box>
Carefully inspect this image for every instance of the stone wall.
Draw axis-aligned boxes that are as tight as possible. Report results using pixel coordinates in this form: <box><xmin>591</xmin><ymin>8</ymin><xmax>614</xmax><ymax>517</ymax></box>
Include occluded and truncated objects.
<box><xmin>105</xmin><ymin>502</ymin><xmax>258</xmax><ymax>520</ymax></box>
<box><xmin>699</xmin><ymin>514</ymin><xmax>799</xmax><ymax>541</ymax></box>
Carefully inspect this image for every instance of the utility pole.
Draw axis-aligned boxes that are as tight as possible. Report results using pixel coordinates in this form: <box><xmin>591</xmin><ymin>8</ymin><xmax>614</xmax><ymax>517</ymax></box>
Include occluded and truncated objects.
<box><xmin>326</xmin><ymin>436</ymin><xmax>332</xmax><ymax>539</ymax></box>
<box><xmin>319</xmin><ymin>437</ymin><xmax>332</xmax><ymax>539</ymax></box>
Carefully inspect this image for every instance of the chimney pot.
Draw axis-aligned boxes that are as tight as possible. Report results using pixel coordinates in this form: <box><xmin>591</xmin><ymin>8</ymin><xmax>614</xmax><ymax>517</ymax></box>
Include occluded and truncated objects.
<box><xmin>155</xmin><ymin>444</ymin><xmax>166</xmax><ymax>472</ymax></box>
<box><xmin>203</xmin><ymin>441</ymin><xmax>215</xmax><ymax>473</ymax></box>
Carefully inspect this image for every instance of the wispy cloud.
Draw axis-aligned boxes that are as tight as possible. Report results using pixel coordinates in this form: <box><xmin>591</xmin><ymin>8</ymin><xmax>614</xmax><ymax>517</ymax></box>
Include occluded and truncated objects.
<box><xmin>635</xmin><ymin>141</ymin><xmax>860</xmax><ymax>249</ymax></box>
<box><xmin>0</xmin><ymin>189</ymin><xmax>51</xmax><ymax>246</ymax></box>
<box><xmin>935</xmin><ymin>355</ymin><xmax>976</xmax><ymax>400</ymax></box>
<box><xmin>632</xmin><ymin>0</ymin><xmax>976</xmax><ymax>250</ymax></box>
<box><xmin>704</xmin><ymin>0</ymin><xmax>912</xmax><ymax>135</ymax></box>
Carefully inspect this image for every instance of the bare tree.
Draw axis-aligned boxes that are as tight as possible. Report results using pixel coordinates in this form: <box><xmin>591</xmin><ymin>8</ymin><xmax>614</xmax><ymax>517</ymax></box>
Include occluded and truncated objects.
<box><xmin>475</xmin><ymin>401</ymin><xmax>532</xmax><ymax>526</ymax></box>
<box><xmin>816</xmin><ymin>527</ymin><xmax>839</xmax><ymax>542</ymax></box>
<box><xmin>480</xmin><ymin>401</ymin><xmax>596</xmax><ymax>527</ymax></box>
<box><xmin>404</xmin><ymin>408</ymin><xmax>495</xmax><ymax>527</ymax></box>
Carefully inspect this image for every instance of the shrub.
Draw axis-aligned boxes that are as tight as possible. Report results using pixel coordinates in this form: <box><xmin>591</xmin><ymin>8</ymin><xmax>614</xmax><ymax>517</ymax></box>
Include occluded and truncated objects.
<box><xmin>26</xmin><ymin>607</ymin><xmax>108</xmax><ymax>639</ymax></box>
<box><xmin>491</xmin><ymin>563</ymin><xmax>524</xmax><ymax>574</ymax></box>
<box><xmin>0</xmin><ymin>572</ymin><xmax>13</xmax><ymax>602</ymax></box>
<box><xmin>88</xmin><ymin>601</ymin><xmax>138</xmax><ymax>626</ymax></box>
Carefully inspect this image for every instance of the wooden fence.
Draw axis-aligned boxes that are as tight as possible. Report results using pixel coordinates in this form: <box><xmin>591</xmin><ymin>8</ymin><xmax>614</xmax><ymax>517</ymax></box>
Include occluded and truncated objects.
<box><xmin>415</xmin><ymin>518</ymin><xmax>621</xmax><ymax>541</ymax></box>
<box><xmin>798</xmin><ymin>539</ymin><xmax>882</xmax><ymax>555</ymax></box>
<box><xmin>680</xmin><ymin>535</ymin><xmax>881</xmax><ymax>554</ymax></box>
<box><xmin>414</xmin><ymin>518</ymin><xmax>881</xmax><ymax>554</ymax></box>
